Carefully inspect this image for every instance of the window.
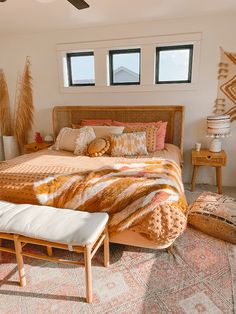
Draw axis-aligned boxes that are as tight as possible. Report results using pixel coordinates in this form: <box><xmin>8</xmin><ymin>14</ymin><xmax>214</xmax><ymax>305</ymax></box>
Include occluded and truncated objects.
<box><xmin>155</xmin><ymin>45</ymin><xmax>193</xmax><ymax>84</ymax></box>
<box><xmin>109</xmin><ymin>49</ymin><xmax>141</xmax><ymax>85</ymax></box>
<box><xmin>66</xmin><ymin>52</ymin><xmax>95</xmax><ymax>86</ymax></box>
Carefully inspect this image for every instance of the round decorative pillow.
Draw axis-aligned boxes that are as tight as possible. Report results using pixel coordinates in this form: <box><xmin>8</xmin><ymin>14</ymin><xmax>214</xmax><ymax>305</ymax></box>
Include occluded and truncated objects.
<box><xmin>87</xmin><ymin>138</ymin><xmax>110</xmax><ymax>157</ymax></box>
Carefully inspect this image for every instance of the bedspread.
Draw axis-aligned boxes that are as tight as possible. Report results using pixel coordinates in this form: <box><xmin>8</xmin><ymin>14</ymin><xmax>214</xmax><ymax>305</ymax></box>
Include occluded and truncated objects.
<box><xmin>34</xmin><ymin>160</ymin><xmax>187</xmax><ymax>246</ymax></box>
<box><xmin>0</xmin><ymin>144</ymin><xmax>181</xmax><ymax>205</ymax></box>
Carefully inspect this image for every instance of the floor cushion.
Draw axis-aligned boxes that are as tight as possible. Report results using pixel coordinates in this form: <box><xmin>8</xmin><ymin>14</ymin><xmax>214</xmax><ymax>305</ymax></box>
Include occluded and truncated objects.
<box><xmin>188</xmin><ymin>191</ymin><xmax>236</xmax><ymax>244</ymax></box>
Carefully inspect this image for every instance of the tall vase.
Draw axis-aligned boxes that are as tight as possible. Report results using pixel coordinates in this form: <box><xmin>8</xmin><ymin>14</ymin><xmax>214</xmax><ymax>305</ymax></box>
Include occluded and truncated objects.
<box><xmin>0</xmin><ymin>136</ymin><xmax>5</xmax><ymax>161</ymax></box>
<box><xmin>3</xmin><ymin>135</ymin><xmax>20</xmax><ymax>160</ymax></box>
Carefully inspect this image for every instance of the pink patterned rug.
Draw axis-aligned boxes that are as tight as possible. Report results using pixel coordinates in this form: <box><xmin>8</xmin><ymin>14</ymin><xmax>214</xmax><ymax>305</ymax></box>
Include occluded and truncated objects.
<box><xmin>0</xmin><ymin>227</ymin><xmax>235</xmax><ymax>314</ymax></box>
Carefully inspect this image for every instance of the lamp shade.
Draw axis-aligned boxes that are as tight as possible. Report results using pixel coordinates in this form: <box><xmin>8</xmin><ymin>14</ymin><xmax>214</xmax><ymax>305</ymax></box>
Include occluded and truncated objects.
<box><xmin>207</xmin><ymin>114</ymin><xmax>231</xmax><ymax>137</ymax></box>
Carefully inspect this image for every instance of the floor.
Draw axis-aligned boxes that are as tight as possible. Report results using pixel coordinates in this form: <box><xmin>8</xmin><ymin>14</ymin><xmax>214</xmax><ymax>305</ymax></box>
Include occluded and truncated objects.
<box><xmin>184</xmin><ymin>184</ymin><xmax>236</xmax><ymax>205</ymax></box>
<box><xmin>0</xmin><ymin>184</ymin><xmax>235</xmax><ymax>314</ymax></box>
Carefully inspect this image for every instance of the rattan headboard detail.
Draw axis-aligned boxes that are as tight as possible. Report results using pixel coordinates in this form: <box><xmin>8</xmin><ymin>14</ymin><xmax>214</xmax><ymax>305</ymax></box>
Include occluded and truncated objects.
<box><xmin>53</xmin><ymin>105</ymin><xmax>184</xmax><ymax>154</ymax></box>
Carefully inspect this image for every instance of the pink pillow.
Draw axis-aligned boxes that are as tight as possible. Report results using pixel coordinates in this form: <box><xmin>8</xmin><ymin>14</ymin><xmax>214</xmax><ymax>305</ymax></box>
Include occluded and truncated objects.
<box><xmin>112</xmin><ymin>121</ymin><xmax>167</xmax><ymax>150</ymax></box>
<box><xmin>112</xmin><ymin>121</ymin><xmax>162</xmax><ymax>127</ymax></box>
<box><xmin>80</xmin><ymin>119</ymin><xmax>113</xmax><ymax>126</ymax></box>
<box><xmin>155</xmin><ymin>122</ymin><xmax>167</xmax><ymax>150</ymax></box>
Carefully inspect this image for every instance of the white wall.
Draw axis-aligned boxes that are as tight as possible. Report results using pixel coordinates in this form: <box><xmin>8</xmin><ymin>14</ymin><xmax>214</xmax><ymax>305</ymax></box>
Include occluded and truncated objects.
<box><xmin>0</xmin><ymin>13</ymin><xmax>236</xmax><ymax>186</ymax></box>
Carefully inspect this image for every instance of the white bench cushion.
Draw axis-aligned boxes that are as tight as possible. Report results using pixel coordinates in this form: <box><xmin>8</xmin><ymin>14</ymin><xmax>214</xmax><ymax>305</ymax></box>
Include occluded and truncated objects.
<box><xmin>0</xmin><ymin>201</ymin><xmax>109</xmax><ymax>246</ymax></box>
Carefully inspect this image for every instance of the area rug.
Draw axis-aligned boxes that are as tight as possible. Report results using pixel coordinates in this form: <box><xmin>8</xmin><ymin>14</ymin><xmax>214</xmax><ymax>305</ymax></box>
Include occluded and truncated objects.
<box><xmin>0</xmin><ymin>227</ymin><xmax>235</xmax><ymax>314</ymax></box>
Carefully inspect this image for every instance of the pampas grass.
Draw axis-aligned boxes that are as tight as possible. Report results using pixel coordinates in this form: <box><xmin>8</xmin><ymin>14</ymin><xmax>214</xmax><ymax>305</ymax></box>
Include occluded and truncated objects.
<box><xmin>0</xmin><ymin>69</ymin><xmax>12</xmax><ymax>136</ymax></box>
<box><xmin>14</xmin><ymin>57</ymin><xmax>34</xmax><ymax>147</ymax></box>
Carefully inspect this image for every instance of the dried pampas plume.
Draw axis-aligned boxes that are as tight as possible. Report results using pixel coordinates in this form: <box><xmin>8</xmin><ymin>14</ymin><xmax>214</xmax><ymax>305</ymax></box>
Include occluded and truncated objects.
<box><xmin>14</xmin><ymin>57</ymin><xmax>34</xmax><ymax>147</ymax></box>
<box><xmin>0</xmin><ymin>69</ymin><xmax>12</xmax><ymax>136</ymax></box>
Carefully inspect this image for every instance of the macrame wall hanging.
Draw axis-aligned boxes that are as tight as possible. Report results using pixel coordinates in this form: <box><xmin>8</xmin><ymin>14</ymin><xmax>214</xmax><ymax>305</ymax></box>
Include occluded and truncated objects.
<box><xmin>214</xmin><ymin>47</ymin><xmax>236</xmax><ymax>121</ymax></box>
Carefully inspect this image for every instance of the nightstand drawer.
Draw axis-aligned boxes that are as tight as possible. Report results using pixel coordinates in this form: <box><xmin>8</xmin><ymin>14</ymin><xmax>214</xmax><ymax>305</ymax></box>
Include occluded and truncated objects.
<box><xmin>192</xmin><ymin>149</ymin><xmax>227</xmax><ymax>167</ymax></box>
<box><xmin>24</xmin><ymin>142</ymin><xmax>52</xmax><ymax>154</ymax></box>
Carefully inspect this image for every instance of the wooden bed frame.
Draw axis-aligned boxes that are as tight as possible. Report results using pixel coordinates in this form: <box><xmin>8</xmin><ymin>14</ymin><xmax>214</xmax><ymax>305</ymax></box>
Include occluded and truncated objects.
<box><xmin>53</xmin><ymin>105</ymin><xmax>184</xmax><ymax>155</ymax></box>
<box><xmin>52</xmin><ymin>105</ymin><xmax>185</xmax><ymax>249</ymax></box>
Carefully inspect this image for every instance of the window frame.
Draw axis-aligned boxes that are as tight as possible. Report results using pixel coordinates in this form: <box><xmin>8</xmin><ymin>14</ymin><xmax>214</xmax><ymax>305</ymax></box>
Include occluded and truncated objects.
<box><xmin>155</xmin><ymin>44</ymin><xmax>193</xmax><ymax>84</ymax></box>
<box><xmin>109</xmin><ymin>48</ymin><xmax>141</xmax><ymax>86</ymax></box>
<box><xmin>66</xmin><ymin>51</ymin><xmax>95</xmax><ymax>87</ymax></box>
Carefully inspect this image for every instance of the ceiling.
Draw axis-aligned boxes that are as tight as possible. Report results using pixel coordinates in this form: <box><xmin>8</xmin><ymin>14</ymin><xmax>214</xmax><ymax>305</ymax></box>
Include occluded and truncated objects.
<box><xmin>0</xmin><ymin>0</ymin><xmax>236</xmax><ymax>35</ymax></box>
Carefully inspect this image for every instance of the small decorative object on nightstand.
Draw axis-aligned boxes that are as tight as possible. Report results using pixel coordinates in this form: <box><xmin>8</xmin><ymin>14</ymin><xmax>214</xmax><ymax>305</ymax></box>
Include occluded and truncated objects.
<box><xmin>44</xmin><ymin>134</ymin><xmax>54</xmax><ymax>144</ymax></box>
<box><xmin>191</xmin><ymin>149</ymin><xmax>227</xmax><ymax>194</ymax></box>
<box><xmin>24</xmin><ymin>142</ymin><xmax>52</xmax><ymax>154</ymax></box>
<box><xmin>35</xmin><ymin>132</ymin><xmax>43</xmax><ymax>144</ymax></box>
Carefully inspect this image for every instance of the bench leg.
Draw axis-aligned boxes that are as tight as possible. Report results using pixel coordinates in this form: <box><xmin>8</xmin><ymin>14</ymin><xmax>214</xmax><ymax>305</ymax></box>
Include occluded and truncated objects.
<box><xmin>84</xmin><ymin>245</ymin><xmax>92</xmax><ymax>303</ymax></box>
<box><xmin>46</xmin><ymin>246</ymin><xmax>53</xmax><ymax>257</ymax></box>
<box><xmin>104</xmin><ymin>225</ymin><xmax>110</xmax><ymax>267</ymax></box>
<box><xmin>13</xmin><ymin>235</ymin><xmax>26</xmax><ymax>287</ymax></box>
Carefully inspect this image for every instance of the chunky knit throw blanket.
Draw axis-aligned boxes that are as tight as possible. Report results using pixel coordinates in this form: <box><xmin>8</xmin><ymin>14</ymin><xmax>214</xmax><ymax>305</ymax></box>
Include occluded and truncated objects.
<box><xmin>34</xmin><ymin>159</ymin><xmax>188</xmax><ymax>246</ymax></box>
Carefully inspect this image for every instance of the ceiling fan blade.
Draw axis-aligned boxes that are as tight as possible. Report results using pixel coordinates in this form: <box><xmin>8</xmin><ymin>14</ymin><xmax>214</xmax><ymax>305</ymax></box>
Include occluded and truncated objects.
<box><xmin>67</xmin><ymin>0</ymin><xmax>89</xmax><ymax>10</ymax></box>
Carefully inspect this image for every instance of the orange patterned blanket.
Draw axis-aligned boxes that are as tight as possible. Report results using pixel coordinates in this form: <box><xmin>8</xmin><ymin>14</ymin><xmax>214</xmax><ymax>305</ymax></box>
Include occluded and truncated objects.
<box><xmin>34</xmin><ymin>160</ymin><xmax>187</xmax><ymax>246</ymax></box>
<box><xmin>0</xmin><ymin>149</ymin><xmax>187</xmax><ymax>246</ymax></box>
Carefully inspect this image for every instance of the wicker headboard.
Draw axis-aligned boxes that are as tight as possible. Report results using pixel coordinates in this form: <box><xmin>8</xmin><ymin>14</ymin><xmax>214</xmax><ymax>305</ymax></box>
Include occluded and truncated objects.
<box><xmin>53</xmin><ymin>105</ymin><xmax>184</xmax><ymax>154</ymax></box>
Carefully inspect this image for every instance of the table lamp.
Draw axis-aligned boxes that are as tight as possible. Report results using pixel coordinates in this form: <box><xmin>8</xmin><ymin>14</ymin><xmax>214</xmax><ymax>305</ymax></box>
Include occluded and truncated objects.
<box><xmin>207</xmin><ymin>114</ymin><xmax>231</xmax><ymax>152</ymax></box>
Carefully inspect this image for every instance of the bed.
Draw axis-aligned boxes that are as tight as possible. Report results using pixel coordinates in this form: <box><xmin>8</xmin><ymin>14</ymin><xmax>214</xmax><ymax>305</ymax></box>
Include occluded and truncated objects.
<box><xmin>0</xmin><ymin>105</ymin><xmax>186</xmax><ymax>249</ymax></box>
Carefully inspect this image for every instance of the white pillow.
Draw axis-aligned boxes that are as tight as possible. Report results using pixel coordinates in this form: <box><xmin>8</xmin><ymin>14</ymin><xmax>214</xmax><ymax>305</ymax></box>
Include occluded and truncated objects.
<box><xmin>91</xmin><ymin>126</ymin><xmax>124</xmax><ymax>138</ymax></box>
<box><xmin>74</xmin><ymin>126</ymin><xmax>96</xmax><ymax>156</ymax></box>
<box><xmin>54</xmin><ymin>127</ymin><xmax>82</xmax><ymax>152</ymax></box>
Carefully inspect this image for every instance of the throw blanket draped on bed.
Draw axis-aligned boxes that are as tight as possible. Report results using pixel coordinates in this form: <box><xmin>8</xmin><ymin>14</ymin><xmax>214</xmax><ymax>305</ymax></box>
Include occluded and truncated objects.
<box><xmin>34</xmin><ymin>159</ymin><xmax>187</xmax><ymax>246</ymax></box>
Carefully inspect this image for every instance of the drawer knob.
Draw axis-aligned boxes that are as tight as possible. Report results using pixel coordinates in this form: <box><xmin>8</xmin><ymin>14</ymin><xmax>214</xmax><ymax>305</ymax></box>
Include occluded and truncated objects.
<box><xmin>207</xmin><ymin>155</ymin><xmax>212</xmax><ymax>160</ymax></box>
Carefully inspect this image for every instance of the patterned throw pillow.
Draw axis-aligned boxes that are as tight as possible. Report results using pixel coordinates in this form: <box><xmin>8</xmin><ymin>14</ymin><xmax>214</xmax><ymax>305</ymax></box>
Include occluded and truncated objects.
<box><xmin>74</xmin><ymin>126</ymin><xmax>96</xmax><ymax>156</ymax></box>
<box><xmin>111</xmin><ymin>132</ymin><xmax>148</xmax><ymax>157</ymax></box>
<box><xmin>124</xmin><ymin>125</ymin><xmax>157</xmax><ymax>152</ymax></box>
<box><xmin>188</xmin><ymin>192</ymin><xmax>236</xmax><ymax>244</ymax></box>
<box><xmin>113</xmin><ymin>121</ymin><xmax>167</xmax><ymax>150</ymax></box>
<box><xmin>54</xmin><ymin>127</ymin><xmax>82</xmax><ymax>152</ymax></box>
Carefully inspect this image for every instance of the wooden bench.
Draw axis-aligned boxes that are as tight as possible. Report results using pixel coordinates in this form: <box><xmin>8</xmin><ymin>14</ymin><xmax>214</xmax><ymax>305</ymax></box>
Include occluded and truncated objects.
<box><xmin>0</xmin><ymin>201</ymin><xmax>109</xmax><ymax>303</ymax></box>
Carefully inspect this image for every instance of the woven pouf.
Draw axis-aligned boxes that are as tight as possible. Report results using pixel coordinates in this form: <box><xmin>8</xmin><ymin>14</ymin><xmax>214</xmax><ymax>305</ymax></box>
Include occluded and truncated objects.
<box><xmin>188</xmin><ymin>191</ymin><xmax>236</xmax><ymax>244</ymax></box>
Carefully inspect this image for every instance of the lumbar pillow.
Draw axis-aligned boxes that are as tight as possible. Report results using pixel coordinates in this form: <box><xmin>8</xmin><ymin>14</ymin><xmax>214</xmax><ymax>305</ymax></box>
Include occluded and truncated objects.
<box><xmin>188</xmin><ymin>191</ymin><xmax>236</xmax><ymax>244</ymax></box>
<box><xmin>73</xmin><ymin>126</ymin><xmax>96</xmax><ymax>156</ymax></box>
<box><xmin>71</xmin><ymin>124</ymin><xmax>124</xmax><ymax>139</ymax></box>
<box><xmin>91</xmin><ymin>126</ymin><xmax>124</xmax><ymax>138</ymax></box>
<box><xmin>87</xmin><ymin>138</ymin><xmax>110</xmax><ymax>157</ymax></box>
<box><xmin>80</xmin><ymin>119</ymin><xmax>113</xmax><ymax>126</ymax></box>
<box><xmin>111</xmin><ymin>132</ymin><xmax>148</xmax><ymax>157</ymax></box>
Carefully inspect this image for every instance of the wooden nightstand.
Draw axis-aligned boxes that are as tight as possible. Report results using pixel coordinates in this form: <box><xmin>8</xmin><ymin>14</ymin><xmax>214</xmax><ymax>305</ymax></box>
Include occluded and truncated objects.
<box><xmin>24</xmin><ymin>142</ymin><xmax>52</xmax><ymax>154</ymax></box>
<box><xmin>191</xmin><ymin>149</ymin><xmax>227</xmax><ymax>194</ymax></box>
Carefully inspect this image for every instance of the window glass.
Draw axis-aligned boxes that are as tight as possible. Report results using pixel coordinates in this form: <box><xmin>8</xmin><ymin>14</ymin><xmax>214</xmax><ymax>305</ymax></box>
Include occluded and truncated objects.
<box><xmin>67</xmin><ymin>52</ymin><xmax>95</xmax><ymax>86</ymax></box>
<box><xmin>109</xmin><ymin>49</ymin><xmax>140</xmax><ymax>85</ymax></box>
<box><xmin>156</xmin><ymin>45</ymin><xmax>193</xmax><ymax>84</ymax></box>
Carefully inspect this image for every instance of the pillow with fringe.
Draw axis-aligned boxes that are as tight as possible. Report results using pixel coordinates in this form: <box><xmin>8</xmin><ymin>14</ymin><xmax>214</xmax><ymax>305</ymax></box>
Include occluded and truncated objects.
<box><xmin>111</xmin><ymin>132</ymin><xmax>148</xmax><ymax>157</ymax></box>
<box><xmin>124</xmin><ymin>125</ymin><xmax>157</xmax><ymax>152</ymax></box>
<box><xmin>87</xmin><ymin>138</ymin><xmax>110</xmax><ymax>157</ymax></box>
<box><xmin>54</xmin><ymin>127</ymin><xmax>82</xmax><ymax>152</ymax></box>
<box><xmin>74</xmin><ymin>126</ymin><xmax>96</xmax><ymax>156</ymax></box>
